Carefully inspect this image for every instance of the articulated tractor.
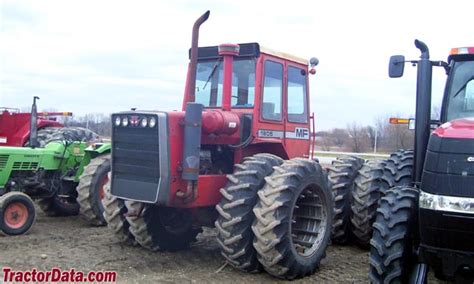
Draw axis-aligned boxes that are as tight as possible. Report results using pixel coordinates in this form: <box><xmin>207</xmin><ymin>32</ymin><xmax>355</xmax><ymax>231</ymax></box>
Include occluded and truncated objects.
<box><xmin>103</xmin><ymin>11</ymin><xmax>334</xmax><ymax>279</ymax></box>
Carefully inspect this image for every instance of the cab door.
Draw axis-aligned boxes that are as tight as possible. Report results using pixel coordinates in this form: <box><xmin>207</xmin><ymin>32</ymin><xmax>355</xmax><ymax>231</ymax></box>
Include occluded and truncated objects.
<box><xmin>283</xmin><ymin>64</ymin><xmax>311</xmax><ymax>158</ymax></box>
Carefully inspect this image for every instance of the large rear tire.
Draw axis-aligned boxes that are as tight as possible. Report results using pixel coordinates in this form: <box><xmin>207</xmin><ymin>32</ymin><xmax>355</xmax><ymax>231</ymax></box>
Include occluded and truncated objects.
<box><xmin>126</xmin><ymin>202</ymin><xmax>201</xmax><ymax>251</ymax></box>
<box><xmin>0</xmin><ymin>192</ymin><xmax>36</xmax><ymax>236</ymax></box>
<box><xmin>369</xmin><ymin>186</ymin><xmax>418</xmax><ymax>284</ymax></box>
<box><xmin>77</xmin><ymin>154</ymin><xmax>110</xmax><ymax>226</ymax></box>
<box><xmin>328</xmin><ymin>155</ymin><xmax>364</xmax><ymax>244</ymax></box>
<box><xmin>215</xmin><ymin>153</ymin><xmax>283</xmax><ymax>272</ymax></box>
<box><xmin>350</xmin><ymin>160</ymin><xmax>386</xmax><ymax>248</ymax></box>
<box><xmin>252</xmin><ymin>158</ymin><xmax>333</xmax><ymax>279</ymax></box>
<box><xmin>102</xmin><ymin>172</ymin><xmax>135</xmax><ymax>244</ymax></box>
<box><xmin>29</xmin><ymin>126</ymin><xmax>100</xmax><ymax>147</ymax></box>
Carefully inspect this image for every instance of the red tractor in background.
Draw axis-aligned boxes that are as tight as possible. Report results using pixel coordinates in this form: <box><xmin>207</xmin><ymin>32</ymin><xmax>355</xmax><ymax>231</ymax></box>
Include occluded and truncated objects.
<box><xmin>0</xmin><ymin>99</ymin><xmax>71</xmax><ymax>147</ymax></box>
<box><xmin>369</xmin><ymin>41</ymin><xmax>474</xmax><ymax>282</ymax></box>
<box><xmin>103</xmin><ymin>11</ymin><xmax>334</xmax><ymax>279</ymax></box>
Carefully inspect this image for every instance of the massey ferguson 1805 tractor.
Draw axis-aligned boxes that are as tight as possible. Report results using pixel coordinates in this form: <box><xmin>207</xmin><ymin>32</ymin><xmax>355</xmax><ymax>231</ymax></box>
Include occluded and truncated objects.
<box><xmin>103</xmin><ymin>11</ymin><xmax>333</xmax><ymax>279</ymax></box>
<box><xmin>369</xmin><ymin>40</ymin><xmax>474</xmax><ymax>282</ymax></box>
<box><xmin>0</xmin><ymin>97</ymin><xmax>112</xmax><ymax>235</ymax></box>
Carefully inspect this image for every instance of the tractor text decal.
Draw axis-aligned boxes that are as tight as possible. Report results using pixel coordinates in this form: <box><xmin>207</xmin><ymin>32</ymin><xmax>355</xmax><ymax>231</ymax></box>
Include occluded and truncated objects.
<box><xmin>258</xmin><ymin>128</ymin><xmax>310</xmax><ymax>140</ymax></box>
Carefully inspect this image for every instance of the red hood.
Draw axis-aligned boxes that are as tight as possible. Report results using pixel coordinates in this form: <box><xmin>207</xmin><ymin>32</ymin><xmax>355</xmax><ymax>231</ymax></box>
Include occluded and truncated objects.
<box><xmin>433</xmin><ymin>118</ymin><xmax>474</xmax><ymax>139</ymax></box>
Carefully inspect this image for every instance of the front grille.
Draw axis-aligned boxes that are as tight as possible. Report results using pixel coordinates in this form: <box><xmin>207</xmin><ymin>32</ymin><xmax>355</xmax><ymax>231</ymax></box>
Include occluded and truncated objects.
<box><xmin>113</xmin><ymin>125</ymin><xmax>160</xmax><ymax>184</ymax></box>
<box><xmin>0</xmin><ymin>154</ymin><xmax>8</xmax><ymax>170</ymax></box>
<box><xmin>12</xmin><ymin>161</ymin><xmax>39</xmax><ymax>170</ymax></box>
<box><xmin>111</xmin><ymin>112</ymin><xmax>165</xmax><ymax>203</ymax></box>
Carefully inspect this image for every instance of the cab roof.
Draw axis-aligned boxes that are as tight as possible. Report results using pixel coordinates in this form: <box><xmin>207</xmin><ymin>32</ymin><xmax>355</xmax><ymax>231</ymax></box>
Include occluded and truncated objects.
<box><xmin>192</xmin><ymin>43</ymin><xmax>308</xmax><ymax>65</ymax></box>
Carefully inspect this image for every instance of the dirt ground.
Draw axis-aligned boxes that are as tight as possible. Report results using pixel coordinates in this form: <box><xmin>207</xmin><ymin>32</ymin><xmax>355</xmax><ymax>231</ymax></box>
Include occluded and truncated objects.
<box><xmin>0</xmin><ymin>210</ymin><xmax>369</xmax><ymax>283</ymax></box>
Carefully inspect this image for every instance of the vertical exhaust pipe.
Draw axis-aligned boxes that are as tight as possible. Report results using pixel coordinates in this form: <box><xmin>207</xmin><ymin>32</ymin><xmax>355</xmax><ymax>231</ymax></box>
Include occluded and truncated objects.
<box><xmin>184</xmin><ymin>10</ymin><xmax>210</xmax><ymax>106</ymax></box>
<box><xmin>414</xmin><ymin>39</ymin><xmax>432</xmax><ymax>183</ymax></box>
<box><xmin>29</xmin><ymin>96</ymin><xmax>40</xmax><ymax>148</ymax></box>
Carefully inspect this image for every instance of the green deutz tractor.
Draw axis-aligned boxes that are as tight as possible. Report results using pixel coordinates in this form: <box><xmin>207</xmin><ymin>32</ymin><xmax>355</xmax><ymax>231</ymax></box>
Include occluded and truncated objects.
<box><xmin>0</xmin><ymin>97</ymin><xmax>111</xmax><ymax>235</ymax></box>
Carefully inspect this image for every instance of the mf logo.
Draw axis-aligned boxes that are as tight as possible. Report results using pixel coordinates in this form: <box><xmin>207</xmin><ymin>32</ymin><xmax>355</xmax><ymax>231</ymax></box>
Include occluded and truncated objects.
<box><xmin>468</xmin><ymin>157</ymin><xmax>474</xmax><ymax>162</ymax></box>
<box><xmin>295</xmin><ymin>128</ymin><xmax>309</xmax><ymax>138</ymax></box>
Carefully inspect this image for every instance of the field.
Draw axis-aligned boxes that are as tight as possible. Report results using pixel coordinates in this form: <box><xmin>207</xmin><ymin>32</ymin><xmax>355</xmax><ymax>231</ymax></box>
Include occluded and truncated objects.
<box><xmin>0</xmin><ymin>209</ymin><xmax>370</xmax><ymax>283</ymax></box>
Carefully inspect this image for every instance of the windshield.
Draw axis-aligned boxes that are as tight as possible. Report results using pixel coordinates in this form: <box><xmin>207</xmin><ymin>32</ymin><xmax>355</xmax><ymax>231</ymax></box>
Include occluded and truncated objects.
<box><xmin>445</xmin><ymin>60</ymin><xmax>474</xmax><ymax>121</ymax></box>
<box><xmin>194</xmin><ymin>58</ymin><xmax>256</xmax><ymax>108</ymax></box>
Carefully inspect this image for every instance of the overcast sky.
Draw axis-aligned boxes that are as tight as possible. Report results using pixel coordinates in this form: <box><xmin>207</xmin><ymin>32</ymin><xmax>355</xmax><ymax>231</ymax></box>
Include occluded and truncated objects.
<box><xmin>0</xmin><ymin>0</ymin><xmax>472</xmax><ymax>130</ymax></box>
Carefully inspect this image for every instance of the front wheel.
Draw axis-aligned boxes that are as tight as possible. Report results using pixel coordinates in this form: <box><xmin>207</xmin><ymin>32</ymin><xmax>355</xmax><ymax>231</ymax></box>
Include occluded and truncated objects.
<box><xmin>369</xmin><ymin>186</ymin><xmax>418</xmax><ymax>283</ymax></box>
<box><xmin>0</xmin><ymin>192</ymin><xmax>36</xmax><ymax>235</ymax></box>
<box><xmin>252</xmin><ymin>158</ymin><xmax>333</xmax><ymax>279</ymax></box>
<box><xmin>126</xmin><ymin>202</ymin><xmax>201</xmax><ymax>251</ymax></box>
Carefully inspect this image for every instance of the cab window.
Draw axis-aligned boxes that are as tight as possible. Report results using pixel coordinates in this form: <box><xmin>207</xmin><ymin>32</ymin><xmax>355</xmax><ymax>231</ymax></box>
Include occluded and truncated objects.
<box><xmin>262</xmin><ymin>61</ymin><xmax>283</xmax><ymax>121</ymax></box>
<box><xmin>195</xmin><ymin>58</ymin><xmax>255</xmax><ymax>108</ymax></box>
<box><xmin>287</xmin><ymin>66</ymin><xmax>308</xmax><ymax>123</ymax></box>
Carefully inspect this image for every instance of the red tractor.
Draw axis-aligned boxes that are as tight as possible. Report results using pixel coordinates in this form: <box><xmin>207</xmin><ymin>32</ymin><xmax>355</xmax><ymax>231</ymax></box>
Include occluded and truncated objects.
<box><xmin>103</xmin><ymin>11</ymin><xmax>333</xmax><ymax>279</ymax></box>
<box><xmin>369</xmin><ymin>41</ymin><xmax>474</xmax><ymax>282</ymax></box>
<box><xmin>0</xmin><ymin>98</ymin><xmax>71</xmax><ymax>147</ymax></box>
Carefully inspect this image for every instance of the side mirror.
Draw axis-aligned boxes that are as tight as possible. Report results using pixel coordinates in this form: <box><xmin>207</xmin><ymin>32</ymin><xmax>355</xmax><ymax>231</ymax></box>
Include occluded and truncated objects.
<box><xmin>389</xmin><ymin>55</ymin><xmax>405</xmax><ymax>78</ymax></box>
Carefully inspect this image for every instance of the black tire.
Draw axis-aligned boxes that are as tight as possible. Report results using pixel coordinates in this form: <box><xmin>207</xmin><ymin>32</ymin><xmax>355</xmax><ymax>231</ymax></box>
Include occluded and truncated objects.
<box><xmin>0</xmin><ymin>192</ymin><xmax>36</xmax><ymax>236</ymax></box>
<box><xmin>252</xmin><ymin>158</ymin><xmax>333</xmax><ymax>279</ymax></box>
<box><xmin>126</xmin><ymin>202</ymin><xmax>202</xmax><ymax>251</ymax></box>
<box><xmin>381</xmin><ymin>150</ymin><xmax>414</xmax><ymax>191</ymax></box>
<box><xmin>77</xmin><ymin>154</ymin><xmax>110</xmax><ymax>226</ymax></box>
<box><xmin>28</xmin><ymin>126</ymin><xmax>100</xmax><ymax>147</ymax></box>
<box><xmin>215</xmin><ymin>153</ymin><xmax>283</xmax><ymax>272</ymax></box>
<box><xmin>369</xmin><ymin>186</ymin><xmax>418</xmax><ymax>284</ymax></box>
<box><xmin>328</xmin><ymin>155</ymin><xmax>364</xmax><ymax>244</ymax></box>
<box><xmin>102</xmin><ymin>172</ymin><xmax>135</xmax><ymax>244</ymax></box>
<box><xmin>350</xmin><ymin>160</ymin><xmax>386</xmax><ymax>248</ymax></box>
<box><xmin>37</xmin><ymin>194</ymin><xmax>80</xmax><ymax>216</ymax></box>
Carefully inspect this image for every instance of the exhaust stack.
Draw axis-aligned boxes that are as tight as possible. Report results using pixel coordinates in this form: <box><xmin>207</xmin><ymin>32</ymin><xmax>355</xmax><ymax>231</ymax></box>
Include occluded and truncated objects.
<box><xmin>29</xmin><ymin>96</ymin><xmax>40</xmax><ymax>148</ymax></box>
<box><xmin>413</xmin><ymin>39</ymin><xmax>432</xmax><ymax>183</ymax></box>
<box><xmin>184</xmin><ymin>10</ymin><xmax>210</xmax><ymax>106</ymax></box>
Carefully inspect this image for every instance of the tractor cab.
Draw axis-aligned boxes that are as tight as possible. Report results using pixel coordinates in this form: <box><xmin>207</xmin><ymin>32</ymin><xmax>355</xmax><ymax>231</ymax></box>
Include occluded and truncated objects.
<box><xmin>184</xmin><ymin>43</ymin><xmax>318</xmax><ymax>159</ymax></box>
<box><xmin>441</xmin><ymin>47</ymin><xmax>474</xmax><ymax>123</ymax></box>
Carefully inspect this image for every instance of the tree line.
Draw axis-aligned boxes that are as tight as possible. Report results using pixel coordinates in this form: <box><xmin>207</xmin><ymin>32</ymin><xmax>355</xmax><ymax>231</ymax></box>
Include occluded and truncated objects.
<box><xmin>316</xmin><ymin>116</ymin><xmax>415</xmax><ymax>153</ymax></box>
<box><xmin>57</xmin><ymin>112</ymin><xmax>415</xmax><ymax>153</ymax></box>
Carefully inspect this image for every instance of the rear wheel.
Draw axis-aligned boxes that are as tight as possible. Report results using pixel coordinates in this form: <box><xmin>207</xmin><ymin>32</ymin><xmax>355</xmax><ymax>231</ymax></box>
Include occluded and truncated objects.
<box><xmin>328</xmin><ymin>155</ymin><xmax>364</xmax><ymax>244</ymax></box>
<box><xmin>369</xmin><ymin>186</ymin><xmax>418</xmax><ymax>283</ymax></box>
<box><xmin>215</xmin><ymin>153</ymin><xmax>283</xmax><ymax>272</ymax></box>
<box><xmin>102</xmin><ymin>172</ymin><xmax>135</xmax><ymax>244</ymax></box>
<box><xmin>252</xmin><ymin>158</ymin><xmax>333</xmax><ymax>279</ymax></box>
<box><xmin>350</xmin><ymin>160</ymin><xmax>386</xmax><ymax>248</ymax></box>
<box><xmin>0</xmin><ymin>192</ymin><xmax>36</xmax><ymax>235</ymax></box>
<box><xmin>126</xmin><ymin>202</ymin><xmax>201</xmax><ymax>251</ymax></box>
<box><xmin>381</xmin><ymin>150</ymin><xmax>414</xmax><ymax>191</ymax></box>
<box><xmin>29</xmin><ymin>126</ymin><xmax>100</xmax><ymax>147</ymax></box>
<box><xmin>77</xmin><ymin>154</ymin><xmax>110</xmax><ymax>226</ymax></box>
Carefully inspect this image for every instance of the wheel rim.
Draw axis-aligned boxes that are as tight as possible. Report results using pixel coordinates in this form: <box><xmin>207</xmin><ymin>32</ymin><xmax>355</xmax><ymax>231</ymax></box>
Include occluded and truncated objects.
<box><xmin>4</xmin><ymin>202</ymin><xmax>29</xmax><ymax>229</ymax></box>
<box><xmin>99</xmin><ymin>175</ymin><xmax>109</xmax><ymax>201</ymax></box>
<box><xmin>290</xmin><ymin>185</ymin><xmax>328</xmax><ymax>257</ymax></box>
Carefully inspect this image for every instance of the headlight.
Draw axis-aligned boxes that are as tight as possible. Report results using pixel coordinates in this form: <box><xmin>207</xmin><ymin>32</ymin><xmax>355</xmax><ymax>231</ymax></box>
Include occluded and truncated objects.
<box><xmin>114</xmin><ymin>116</ymin><xmax>121</xmax><ymax>126</ymax></box>
<box><xmin>122</xmin><ymin>117</ymin><xmax>129</xmax><ymax>127</ymax></box>
<box><xmin>149</xmin><ymin>117</ymin><xmax>156</xmax><ymax>128</ymax></box>
<box><xmin>420</xmin><ymin>191</ymin><xmax>474</xmax><ymax>214</ymax></box>
<box><xmin>141</xmin><ymin>118</ymin><xmax>148</xmax><ymax>127</ymax></box>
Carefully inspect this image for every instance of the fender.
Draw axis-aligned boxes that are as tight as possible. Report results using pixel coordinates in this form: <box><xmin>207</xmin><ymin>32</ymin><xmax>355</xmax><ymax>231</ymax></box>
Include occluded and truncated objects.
<box><xmin>74</xmin><ymin>143</ymin><xmax>111</xmax><ymax>181</ymax></box>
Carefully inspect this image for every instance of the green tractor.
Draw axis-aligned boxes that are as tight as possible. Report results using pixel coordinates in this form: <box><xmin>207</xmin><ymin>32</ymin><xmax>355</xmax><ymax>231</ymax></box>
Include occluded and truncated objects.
<box><xmin>0</xmin><ymin>97</ymin><xmax>111</xmax><ymax>235</ymax></box>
